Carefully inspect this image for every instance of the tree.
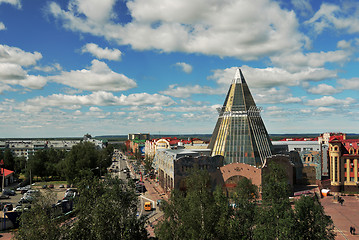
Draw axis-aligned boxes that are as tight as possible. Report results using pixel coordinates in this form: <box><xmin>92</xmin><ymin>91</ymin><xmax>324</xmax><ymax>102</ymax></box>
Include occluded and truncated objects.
<box><xmin>15</xmin><ymin>176</ymin><xmax>148</xmax><ymax>240</ymax></box>
<box><xmin>14</xmin><ymin>191</ymin><xmax>62</xmax><ymax>240</ymax></box>
<box><xmin>293</xmin><ymin>195</ymin><xmax>336</xmax><ymax>240</ymax></box>
<box><xmin>143</xmin><ymin>155</ymin><xmax>154</xmax><ymax>173</ymax></box>
<box><xmin>155</xmin><ymin>169</ymin><xmax>226</xmax><ymax>240</ymax></box>
<box><xmin>14</xmin><ymin>156</ymin><xmax>26</xmax><ymax>174</ymax></box>
<box><xmin>64</xmin><ymin>142</ymin><xmax>100</xmax><ymax>183</ymax></box>
<box><xmin>229</xmin><ymin>177</ymin><xmax>258</xmax><ymax>240</ymax></box>
<box><xmin>28</xmin><ymin>150</ymin><xmax>47</xmax><ymax>180</ymax></box>
<box><xmin>68</xmin><ymin>177</ymin><xmax>148</xmax><ymax>240</ymax></box>
<box><xmin>254</xmin><ymin>162</ymin><xmax>295</xmax><ymax>240</ymax></box>
<box><xmin>3</xmin><ymin>148</ymin><xmax>15</xmax><ymax>171</ymax></box>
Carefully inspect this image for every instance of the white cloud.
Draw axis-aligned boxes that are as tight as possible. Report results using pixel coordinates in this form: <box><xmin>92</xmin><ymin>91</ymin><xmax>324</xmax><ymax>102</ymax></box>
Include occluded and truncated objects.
<box><xmin>0</xmin><ymin>83</ymin><xmax>12</xmax><ymax>94</ymax></box>
<box><xmin>265</xmin><ymin>106</ymin><xmax>286</xmax><ymax>116</ymax></box>
<box><xmin>306</xmin><ymin>96</ymin><xmax>355</xmax><ymax>107</ymax></box>
<box><xmin>174</xmin><ymin>62</ymin><xmax>192</xmax><ymax>73</ymax></box>
<box><xmin>306</xmin><ymin>3</ymin><xmax>359</xmax><ymax>34</ymax></box>
<box><xmin>34</xmin><ymin>63</ymin><xmax>62</xmax><ymax>72</ymax></box>
<box><xmin>253</xmin><ymin>87</ymin><xmax>302</xmax><ymax>104</ymax></box>
<box><xmin>337</xmin><ymin>40</ymin><xmax>351</xmax><ymax>49</ymax></box>
<box><xmin>291</xmin><ymin>0</ymin><xmax>313</xmax><ymax>17</ymax></box>
<box><xmin>160</xmin><ymin>84</ymin><xmax>217</xmax><ymax>98</ymax></box>
<box><xmin>50</xmin><ymin>59</ymin><xmax>136</xmax><ymax>91</ymax></box>
<box><xmin>0</xmin><ymin>63</ymin><xmax>26</xmax><ymax>80</ymax></box>
<box><xmin>0</xmin><ymin>0</ymin><xmax>21</xmax><ymax>8</ymax></box>
<box><xmin>48</xmin><ymin>0</ymin><xmax>307</xmax><ymax>60</ymax></box>
<box><xmin>19</xmin><ymin>75</ymin><xmax>48</xmax><ymax>89</ymax></box>
<box><xmin>281</xmin><ymin>96</ymin><xmax>302</xmax><ymax>103</ymax></box>
<box><xmin>17</xmin><ymin>91</ymin><xmax>175</xmax><ymax>112</ymax></box>
<box><xmin>166</xmin><ymin>104</ymin><xmax>219</xmax><ymax>113</ymax></box>
<box><xmin>68</xmin><ymin>0</ymin><xmax>116</xmax><ymax>23</ymax></box>
<box><xmin>81</xmin><ymin>43</ymin><xmax>122</xmax><ymax>61</ymax></box>
<box><xmin>300</xmin><ymin>109</ymin><xmax>311</xmax><ymax>113</ymax></box>
<box><xmin>307</xmin><ymin>83</ymin><xmax>341</xmax><ymax>95</ymax></box>
<box><xmin>0</xmin><ymin>44</ymin><xmax>42</xmax><ymax>66</ymax></box>
<box><xmin>162</xmin><ymin>66</ymin><xmax>336</xmax><ymax>100</ymax></box>
<box><xmin>89</xmin><ymin>106</ymin><xmax>101</xmax><ymax>112</ymax></box>
<box><xmin>270</xmin><ymin>50</ymin><xmax>351</xmax><ymax>72</ymax></box>
<box><xmin>315</xmin><ymin>107</ymin><xmax>336</xmax><ymax>113</ymax></box>
<box><xmin>0</xmin><ymin>22</ymin><xmax>5</xmax><ymax>30</ymax></box>
<box><xmin>210</xmin><ymin>66</ymin><xmax>336</xmax><ymax>89</ymax></box>
<box><xmin>337</xmin><ymin>78</ymin><xmax>359</xmax><ymax>90</ymax></box>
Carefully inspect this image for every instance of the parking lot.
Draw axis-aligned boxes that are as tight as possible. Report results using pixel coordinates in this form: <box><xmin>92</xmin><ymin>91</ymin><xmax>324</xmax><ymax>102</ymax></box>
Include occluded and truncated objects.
<box><xmin>0</xmin><ymin>183</ymin><xmax>70</xmax><ymax>213</ymax></box>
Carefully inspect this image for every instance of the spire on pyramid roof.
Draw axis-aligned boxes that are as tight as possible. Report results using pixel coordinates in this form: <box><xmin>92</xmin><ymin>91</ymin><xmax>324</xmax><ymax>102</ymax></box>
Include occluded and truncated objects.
<box><xmin>232</xmin><ymin>68</ymin><xmax>246</xmax><ymax>84</ymax></box>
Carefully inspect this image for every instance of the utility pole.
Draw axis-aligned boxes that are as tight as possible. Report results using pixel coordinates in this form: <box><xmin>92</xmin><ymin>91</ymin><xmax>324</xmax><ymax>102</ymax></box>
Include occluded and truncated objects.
<box><xmin>0</xmin><ymin>159</ymin><xmax>5</xmax><ymax>192</ymax></box>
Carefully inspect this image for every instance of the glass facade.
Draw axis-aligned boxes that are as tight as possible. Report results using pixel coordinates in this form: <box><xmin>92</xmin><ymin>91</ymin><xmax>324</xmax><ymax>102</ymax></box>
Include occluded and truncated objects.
<box><xmin>209</xmin><ymin>69</ymin><xmax>272</xmax><ymax>167</ymax></box>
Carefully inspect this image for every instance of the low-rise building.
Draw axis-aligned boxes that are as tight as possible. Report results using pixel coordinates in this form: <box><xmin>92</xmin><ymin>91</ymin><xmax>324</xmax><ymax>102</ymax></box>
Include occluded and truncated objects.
<box><xmin>153</xmin><ymin>148</ymin><xmax>213</xmax><ymax>192</ymax></box>
<box><xmin>329</xmin><ymin>137</ymin><xmax>359</xmax><ymax>192</ymax></box>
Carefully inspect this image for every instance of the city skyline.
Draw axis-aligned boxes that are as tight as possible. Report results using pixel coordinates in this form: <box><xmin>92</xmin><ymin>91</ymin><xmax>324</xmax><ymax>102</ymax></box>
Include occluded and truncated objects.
<box><xmin>0</xmin><ymin>0</ymin><xmax>358</xmax><ymax>138</ymax></box>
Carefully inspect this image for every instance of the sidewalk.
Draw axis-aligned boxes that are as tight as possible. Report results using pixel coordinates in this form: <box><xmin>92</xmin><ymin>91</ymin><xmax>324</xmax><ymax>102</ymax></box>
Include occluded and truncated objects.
<box><xmin>321</xmin><ymin>195</ymin><xmax>359</xmax><ymax>240</ymax></box>
<box><xmin>142</xmin><ymin>177</ymin><xmax>168</xmax><ymax>237</ymax></box>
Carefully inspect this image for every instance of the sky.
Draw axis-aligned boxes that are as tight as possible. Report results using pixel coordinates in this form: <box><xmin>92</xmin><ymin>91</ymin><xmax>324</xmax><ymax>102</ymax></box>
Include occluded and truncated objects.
<box><xmin>0</xmin><ymin>0</ymin><xmax>358</xmax><ymax>138</ymax></box>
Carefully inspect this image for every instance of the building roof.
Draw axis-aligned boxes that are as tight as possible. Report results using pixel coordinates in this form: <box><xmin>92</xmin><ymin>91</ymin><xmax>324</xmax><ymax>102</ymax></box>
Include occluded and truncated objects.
<box><xmin>0</xmin><ymin>168</ymin><xmax>14</xmax><ymax>177</ymax></box>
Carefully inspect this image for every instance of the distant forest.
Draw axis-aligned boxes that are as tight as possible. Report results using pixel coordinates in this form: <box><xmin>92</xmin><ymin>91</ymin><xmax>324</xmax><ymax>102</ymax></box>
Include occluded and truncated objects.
<box><xmin>2</xmin><ymin>133</ymin><xmax>358</xmax><ymax>143</ymax></box>
<box><xmin>98</xmin><ymin>133</ymin><xmax>359</xmax><ymax>142</ymax></box>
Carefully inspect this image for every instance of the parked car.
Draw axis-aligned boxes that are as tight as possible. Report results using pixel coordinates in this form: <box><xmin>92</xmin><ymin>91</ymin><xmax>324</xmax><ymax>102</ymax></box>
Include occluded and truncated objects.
<box><xmin>0</xmin><ymin>194</ymin><xmax>10</xmax><ymax>199</ymax></box>
<box><xmin>16</xmin><ymin>185</ymin><xmax>30</xmax><ymax>192</ymax></box>
<box><xmin>2</xmin><ymin>189</ymin><xmax>16</xmax><ymax>196</ymax></box>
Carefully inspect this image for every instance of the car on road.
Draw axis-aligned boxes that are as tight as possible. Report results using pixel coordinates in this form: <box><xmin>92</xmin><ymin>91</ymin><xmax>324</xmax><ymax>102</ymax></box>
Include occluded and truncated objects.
<box><xmin>144</xmin><ymin>202</ymin><xmax>152</xmax><ymax>211</ymax></box>
<box><xmin>49</xmin><ymin>184</ymin><xmax>54</xmax><ymax>188</ymax></box>
<box><xmin>59</xmin><ymin>184</ymin><xmax>65</xmax><ymax>188</ymax></box>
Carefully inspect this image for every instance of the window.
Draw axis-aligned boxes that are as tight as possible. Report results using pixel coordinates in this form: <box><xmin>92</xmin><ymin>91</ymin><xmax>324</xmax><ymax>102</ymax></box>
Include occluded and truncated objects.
<box><xmin>350</xmin><ymin>177</ymin><xmax>355</xmax><ymax>182</ymax></box>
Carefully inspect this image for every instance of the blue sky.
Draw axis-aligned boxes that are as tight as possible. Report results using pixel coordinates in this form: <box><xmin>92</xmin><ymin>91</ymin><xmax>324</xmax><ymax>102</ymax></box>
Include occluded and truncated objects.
<box><xmin>0</xmin><ymin>0</ymin><xmax>358</xmax><ymax>138</ymax></box>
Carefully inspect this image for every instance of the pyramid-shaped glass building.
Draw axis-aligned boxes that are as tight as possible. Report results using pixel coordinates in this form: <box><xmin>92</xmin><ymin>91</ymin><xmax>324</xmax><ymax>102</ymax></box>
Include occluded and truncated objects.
<box><xmin>208</xmin><ymin>68</ymin><xmax>273</xmax><ymax>167</ymax></box>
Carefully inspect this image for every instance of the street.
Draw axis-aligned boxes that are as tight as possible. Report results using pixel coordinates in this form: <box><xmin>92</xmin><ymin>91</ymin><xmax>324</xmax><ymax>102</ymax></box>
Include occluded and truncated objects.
<box><xmin>109</xmin><ymin>150</ymin><xmax>167</xmax><ymax>237</ymax></box>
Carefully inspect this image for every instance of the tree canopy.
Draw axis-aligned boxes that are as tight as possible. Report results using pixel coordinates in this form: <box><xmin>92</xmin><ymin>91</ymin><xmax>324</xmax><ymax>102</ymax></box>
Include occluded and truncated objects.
<box><xmin>15</xmin><ymin>176</ymin><xmax>148</xmax><ymax>240</ymax></box>
<box><xmin>156</xmin><ymin>164</ymin><xmax>335</xmax><ymax>240</ymax></box>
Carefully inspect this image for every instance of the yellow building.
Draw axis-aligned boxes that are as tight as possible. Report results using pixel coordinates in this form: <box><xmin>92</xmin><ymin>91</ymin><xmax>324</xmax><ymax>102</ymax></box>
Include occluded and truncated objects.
<box><xmin>329</xmin><ymin>136</ymin><xmax>359</xmax><ymax>192</ymax></box>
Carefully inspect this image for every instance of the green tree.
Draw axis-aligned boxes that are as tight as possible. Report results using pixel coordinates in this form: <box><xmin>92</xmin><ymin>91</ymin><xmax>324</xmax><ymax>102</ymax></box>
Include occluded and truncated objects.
<box><xmin>213</xmin><ymin>185</ymin><xmax>233</xmax><ymax>240</ymax></box>
<box><xmin>254</xmin><ymin>162</ymin><xmax>295</xmax><ymax>240</ymax></box>
<box><xmin>229</xmin><ymin>177</ymin><xmax>258</xmax><ymax>240</ymax></box>
<box><xmin>155</xmin><ymin>169</ymin><xmax>225</xmax><ymax>240</ymax></box>
<box><xmin>64</xmin><ymin>142</ymin><xmax>100</xmax><ymax>183</ymax></box>
<box><xmin>98</xmin><ymin>145</ymin><xmax>114</xmax><ymax>176</ymax></box>
<box><xmin>144</xmin><ymin>155</ymin><xmax>154</xmax><ymax>173</ymax></box>
<box><xmin>293</xmin><ymin>195</ymin><xmax>336</xmax><ymax>240</ymax></box>
<box><xmin>28</xmin><ymin>150</ymin><xmax>47</xmax><ymax>180</ymax></box>
<box><xmin>45</xmin><ymin>148</ymin><xmax>66</xmax><ymax>178</ymax></box>
<box><xmin>3</xmin><ymin>148</ymin><xmax>15</xmax><ymax>171</ymax></box>
<box><xmin>15</xmin><ymin>176</ymin><xmax>148</xmax><ymax>240</ymax></box>
<box><xmin>68</xmin><ymin>177</ymin><xmax>148</xmax><ymax>240</ymax></box>
<box><xmin>14</xmin><ymin>156</ymin><xmax>26</xmax><ymax>174</ymax></box>
<box><xmin>14</xmin><ymin>191</ymin><xmax>62</xmax><ymax>240</ymax></box>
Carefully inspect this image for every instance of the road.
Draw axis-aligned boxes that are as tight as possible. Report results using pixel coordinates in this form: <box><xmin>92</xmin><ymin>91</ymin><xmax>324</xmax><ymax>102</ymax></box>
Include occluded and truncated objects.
<box><xmin>108</xmin><ymin>150</ymin><xmax>164</xmax><ymax>237</ymax></box>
